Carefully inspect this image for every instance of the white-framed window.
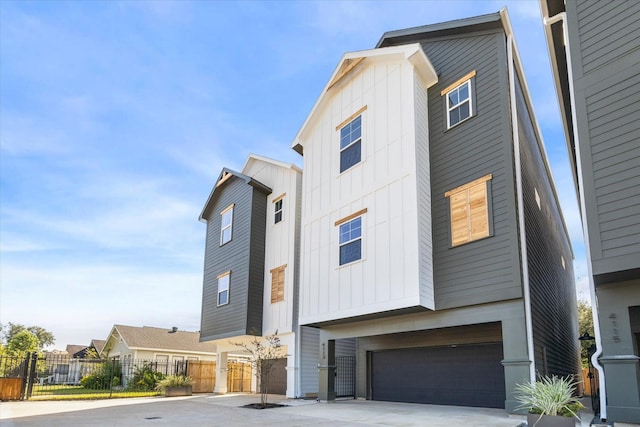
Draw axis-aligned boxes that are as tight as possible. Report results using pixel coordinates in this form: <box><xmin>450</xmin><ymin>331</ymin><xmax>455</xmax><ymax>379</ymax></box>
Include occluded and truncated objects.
<box><xmin>339</xmin><ymin>114</ymin><xmax>362</xmax><ymax>173</ymax></box>
<box><xmin>273</xmin><ymin>195</ymin><xmax>284</xmax><ymax>224</ymax></box>
<box><xmin>220</xmin><ymin>204</ymin><xmax>234</xmax><ymax>245</ymax></box>
<box><xmin>217</xmin><ymin>271</ymin><xmax>230</xmax><ymax>306</ymax></box>
<box><xmin>442</xmin><ymin>70</ymin><xmax>476</xmax><ymax>129</ymax></box>
<box><xmin>336</xmin><ymin>209</ymin><xmax>366</xmax><ymax>265</ymax></box>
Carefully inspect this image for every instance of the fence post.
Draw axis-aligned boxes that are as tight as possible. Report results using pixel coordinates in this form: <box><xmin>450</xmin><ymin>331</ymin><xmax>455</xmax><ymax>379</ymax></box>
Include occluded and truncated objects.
<box><xmin>19</xmin><ymin>352</ymin><xmax>31</xmax><ymax>400</ymax></box>
<box><xmin>109</xmin><ymin>359</ymin><xmax>115</xmax><ymax>399</ymax></box>
<box><xmin>25</xmin><ymin>352</ymin><xmax>38</xmax><ymax>400</ymax></box>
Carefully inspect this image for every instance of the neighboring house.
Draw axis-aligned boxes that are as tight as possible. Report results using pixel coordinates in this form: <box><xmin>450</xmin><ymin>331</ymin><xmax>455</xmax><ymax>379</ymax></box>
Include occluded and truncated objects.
<box><xmin>101</xmin><ymin>325</ymin><xmax>217</xmax><ymax>373</ymax></box>
<box><xmin>66</xmin><ymin>339</ymin><xmax>105</xmax><ymax>358</ymax></box>
<box><xmin>540</xmin><ymin>0</ymin><xmax>640</xmax><ymax>423</ymax></box>
<box><xmin>199</xmin><ymin>154</ymin><xmax>302</xmax><ymax>397</ymax></box>
<box><xmin>291</xmin><ymin>9</ymin><xmax>578</xmax><ymax>412</ymax></box>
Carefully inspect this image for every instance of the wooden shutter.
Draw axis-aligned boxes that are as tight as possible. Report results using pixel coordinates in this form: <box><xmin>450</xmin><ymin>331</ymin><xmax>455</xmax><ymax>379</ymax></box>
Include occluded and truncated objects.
<box><xmin>270</xmin><ymin>265</ymin><xmax>286</xmax><ymax>303</ymax></box>
<box><xmin>445</xmin><ymin>174</ymin><xmax>491</xmax><ymax>247</ymax></box>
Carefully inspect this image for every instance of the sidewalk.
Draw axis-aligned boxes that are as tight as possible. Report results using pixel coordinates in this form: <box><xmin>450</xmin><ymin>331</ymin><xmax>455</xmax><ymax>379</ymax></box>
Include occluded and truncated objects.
<box><xmin>1</xmin><ymin>394</ymin><xmax>528</xmax><ymax>427</ymax></box>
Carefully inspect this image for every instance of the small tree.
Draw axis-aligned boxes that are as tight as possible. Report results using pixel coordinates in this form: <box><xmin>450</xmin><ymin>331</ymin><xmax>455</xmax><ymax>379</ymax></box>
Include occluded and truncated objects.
<box><xmin>232</xmin><ymin>332</ymin><xmax>285</xmax><ymax>408</ymax></box>
<box><xmin>577</xmin><ymin>300</ymin><xmax>595</xmax><ymax>368</ymax></box>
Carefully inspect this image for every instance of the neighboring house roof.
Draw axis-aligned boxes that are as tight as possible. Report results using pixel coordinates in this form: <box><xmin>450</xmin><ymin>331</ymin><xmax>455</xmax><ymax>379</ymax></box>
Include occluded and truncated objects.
<box><xmin>291</xmin><ymin>43</ymin><xmax>438</xmax><ymax>155</ymax></box>
<box><xmin>104</xmin><ymin>325</ymin><xmax>217</xmax><ymax>356</ymax></box>
<box><xmin>199</xmin><ymin>167</ymin><xmax>272</xmax><ymax>222</ymax></box>
<box><xmin>242</xmin><ymin>153</ymin><xmax>302</xmax><ymax>175</ymax></box>
<box><xmin>65</xmin><ymin>345</ymin><xmax>85</xmax><ymax>357</ymax></box>
<box><xmin>91</xmin><ymin>339</ymin><xmax>106</xmax><ymax>355</ymax></box>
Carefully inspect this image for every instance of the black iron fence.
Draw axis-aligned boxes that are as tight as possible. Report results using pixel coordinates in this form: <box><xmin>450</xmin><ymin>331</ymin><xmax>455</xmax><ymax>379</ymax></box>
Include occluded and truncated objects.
<box><xmin>0</xmin><ymin>353</ymin><xmax>190</xmax><ymax>400</ymax></box>
<box><xmin>336</xmin><ymin>355</ymin><xmax>356</xmax><ymax>398</ymax></box>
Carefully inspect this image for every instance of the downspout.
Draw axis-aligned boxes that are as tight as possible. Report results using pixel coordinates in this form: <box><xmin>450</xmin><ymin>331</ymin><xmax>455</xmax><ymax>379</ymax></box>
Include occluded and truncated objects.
<box><xmin>507</xmin><ymin>34</ymin><xmax>536</xmax><ymax>384</ymax></box>
<box><xmin>542</xmin><ymin>12</ymin><xmax>607</xmax><ymax>422</ymax></box>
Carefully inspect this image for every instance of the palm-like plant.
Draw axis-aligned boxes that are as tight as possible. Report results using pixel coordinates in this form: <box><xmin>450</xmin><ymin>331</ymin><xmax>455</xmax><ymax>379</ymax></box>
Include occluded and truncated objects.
<box><xmin>514</xmin><ymin>375</ymin><xmax>583</xmax><ymax>425</ymax></box>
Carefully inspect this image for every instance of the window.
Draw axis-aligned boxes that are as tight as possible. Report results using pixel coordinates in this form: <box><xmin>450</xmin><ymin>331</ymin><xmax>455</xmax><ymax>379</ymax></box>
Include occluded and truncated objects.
<box><xmin>273</xmin><ymin>194</ymin><xmax>284</xmax><ymax>224</ymax></box>
<box><xmin>220</xmin><ymin>204</ymin><xmax>234</xmax><ymax>245</ymax></box>
<box><xmin>270</xmin><ymin>265</ymin><xmax>286</xmax><ymax>303</ymax></box>
<box><xmin>336</xmin><ymin>209</ymin><xmax>367</xmax><ymax>265</ymax></box>
<box><xmin>444</xmin><ymin>174</ymin><xmax>492</xmax><ymax>247</ymax></box>
<box><xmin>217</xmin><ymin>272</ymin><xmax>230</xmax><ymax>306</ymax></box>
<box><xmin>442</xmin><ymin>70</ymin><xmax>476</xmax><ymax>129</ymax></box>
<box><xmin>339</xmin><ymin>114</ymin><xmax>362</xmax><ymax>172</ymax></box>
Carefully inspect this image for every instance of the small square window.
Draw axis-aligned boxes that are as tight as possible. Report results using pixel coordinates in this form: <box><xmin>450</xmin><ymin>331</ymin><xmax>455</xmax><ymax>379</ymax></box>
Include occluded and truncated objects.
<box><xmin>217</xmin><ymin>273</ymin><xmax>230</xmax><ymax>306</ymax></box>
<box><xmin>274</xmin><ymin>199</ymin><xmax>283</xmax><ymax>224</ymax></box>
<box><xmin>340</xmin><ymin>115</ymin><xmax>362</xmax><ymax>173</ymax></box>
<box><xmin>220</xmin><ymin>205</ymin><xmax>234</xmax><ymax>245</ymax></box>
<box><xmin>339</xmin><ymin>216</ymin><xmax>362</xmax><ymax>265</ymax></box>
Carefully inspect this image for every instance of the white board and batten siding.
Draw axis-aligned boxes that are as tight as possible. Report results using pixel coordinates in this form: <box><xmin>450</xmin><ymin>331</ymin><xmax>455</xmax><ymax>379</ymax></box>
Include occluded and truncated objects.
<box><xmin>242</xmin><ymin>156</ymin><xmax>301</xmax><ymax>335</ymax></box>
<box><xmin>299</xmin><ymin>55</ymin><xmax>436</xmax><ymax>326</ymax></box>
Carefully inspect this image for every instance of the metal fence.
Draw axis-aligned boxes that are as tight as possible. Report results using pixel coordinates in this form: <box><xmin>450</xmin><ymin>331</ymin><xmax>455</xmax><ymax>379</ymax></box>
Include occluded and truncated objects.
<box><xmin>336</xmin><ymin>356</ymin><xmax>356</xmax><ymax>398</ymax></box>
<box><xmin>0</xmin><ymin>353</ymin><xmax>193</xmax><ymax>400</ymax></box>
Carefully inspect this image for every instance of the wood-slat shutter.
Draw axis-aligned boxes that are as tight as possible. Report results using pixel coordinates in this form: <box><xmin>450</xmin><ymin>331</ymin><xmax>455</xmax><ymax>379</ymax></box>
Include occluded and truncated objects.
<box><xmin>445</xmin><ymin>174</ymin><xmax>491</xmax><ymax>247</ymax></box>
<box><xmin>270</xmin><ymin>265</ymin><xmax>286</xmax><ymax>303</ymax></box>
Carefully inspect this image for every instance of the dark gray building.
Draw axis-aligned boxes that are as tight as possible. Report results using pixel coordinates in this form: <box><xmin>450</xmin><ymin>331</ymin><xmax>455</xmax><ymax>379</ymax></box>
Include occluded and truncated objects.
<box><xmin>292</xmin><ymin>10</ymin><xmax>579</xmax><ymax>413</ymax></box>
<box><xmin>540</xmin><ymin>0</ymin><xmax>640</xmax><ymax>423</ymax></box>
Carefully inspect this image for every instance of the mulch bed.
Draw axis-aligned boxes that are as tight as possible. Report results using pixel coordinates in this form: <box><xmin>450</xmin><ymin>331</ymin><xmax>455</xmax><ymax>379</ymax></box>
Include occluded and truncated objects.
<box><xmin>242</xmin><ymin>403</ymin><xmax>288</xmax><ymax>409</ymax></box>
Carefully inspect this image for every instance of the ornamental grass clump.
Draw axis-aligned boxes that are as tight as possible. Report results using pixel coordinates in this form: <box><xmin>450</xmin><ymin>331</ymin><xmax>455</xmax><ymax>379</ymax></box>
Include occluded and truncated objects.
<box><xmin>155</xmin><ymin>375</ymin><xmax>193</xmax><ymax>392</ymax></box>
<box><xmin>515</xmin><ymin>375</ymin><xmax>583</xmax><ymax>423</ymax></box>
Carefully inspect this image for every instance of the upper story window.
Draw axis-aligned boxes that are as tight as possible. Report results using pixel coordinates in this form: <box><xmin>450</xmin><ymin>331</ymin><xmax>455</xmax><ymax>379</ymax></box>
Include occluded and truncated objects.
<box><xmin>273</xmin><ymin>194</ymin><xmax>285</xmax><ymax>224</ymax></box>
<box><xmin>444</xmin><ymin>174</ymin><xmax>492</xmax><ymax>247</ymax></box>
<box><xmin>338</xmin><ymin>107</ymin><xmax>366</xmax><ymax>173</ymax></box>
<box><xmin>220</xmin><ymin>204</ymin><xmax>234</xmax><ymax>245</ymax></box>
<box><xmin>336</xmin><ymin>208</ymin><xmax>367</xmax><ymax>265</ymax></box>
<box><xmin>442</xmin><ymin>70</ymin><xmax>476</xmax><ymax>129</ymax></box>
<box><xmin>217</xmin><ymin>271</ymin><xmax>230</xmax><ymax>306</ymax></box>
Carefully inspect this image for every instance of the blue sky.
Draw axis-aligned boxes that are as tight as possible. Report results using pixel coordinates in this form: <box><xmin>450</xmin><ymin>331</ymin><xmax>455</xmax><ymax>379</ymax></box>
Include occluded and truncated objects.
<box><xmin>0</xmin><ymin>0</ymin><xmax>588</xmax><ymax>350</ymax></box>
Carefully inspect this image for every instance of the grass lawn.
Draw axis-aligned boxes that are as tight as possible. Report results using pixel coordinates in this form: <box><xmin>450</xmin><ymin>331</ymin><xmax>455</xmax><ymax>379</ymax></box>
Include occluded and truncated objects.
<box><xmin>30</xmin><ymin>385</ymin><xmax>159</xmax><ymax>400</ymax></box>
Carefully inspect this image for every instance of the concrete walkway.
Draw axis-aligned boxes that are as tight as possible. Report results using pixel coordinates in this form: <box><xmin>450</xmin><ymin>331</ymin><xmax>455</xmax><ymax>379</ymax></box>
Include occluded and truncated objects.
<box><xmin>0</xmin><ymin>393</ymin><xmax>600</xmax><ymax>427</ymax></box>
<box><xmin>1</xmin><ymin>394</ymin><xmax>527</xmax><ymax>427</ymax></box>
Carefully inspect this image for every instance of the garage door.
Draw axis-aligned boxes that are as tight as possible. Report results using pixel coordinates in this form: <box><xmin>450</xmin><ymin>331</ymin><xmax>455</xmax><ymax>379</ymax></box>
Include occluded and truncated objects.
<box><xmin>371</xmin><ymin>343</ymin><xmax>505</xmax><ymax>408</ymax></box>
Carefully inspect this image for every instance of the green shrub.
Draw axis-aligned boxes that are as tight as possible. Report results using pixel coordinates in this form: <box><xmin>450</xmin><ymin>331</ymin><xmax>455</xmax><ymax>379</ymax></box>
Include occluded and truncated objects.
<box><xmin>79</xmin><ymin>361</ymin><xmax>122</xmax><ymax>390</ymax></box>
<box><xmin>128</xmin><ymin>363</ymin><xmax>165</xmax><ymax>391</ymax></box>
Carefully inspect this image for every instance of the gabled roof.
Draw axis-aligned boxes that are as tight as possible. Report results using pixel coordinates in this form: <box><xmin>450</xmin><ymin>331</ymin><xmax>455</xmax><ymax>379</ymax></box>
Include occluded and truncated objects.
<box><xmin>106</xmin><ymin>325</ymin><xmax>217</xmax><ymax>355</ymax></box>
<box><xmin>291</xmin><ymin>43</ymin><xmax>437</xmax><ymax>155</ymax></box>
<box><xmin>242</xmin><ymin>153</ymin><xmax>302</xmax><ymax>175</ymax></box>
<box><xmin>199</xmin><ymin>167</ymin><xmax>272</xmax><ymax>222</ymax></box>
<box><xmin>66</xmin><ymin>344</ymin><xmax>86</xmax><ymax>357</ymax></box>
<box><xmin>91</xmin><ymin>339</ymin><xmax>106</xmax><ymax>354</ymax></box>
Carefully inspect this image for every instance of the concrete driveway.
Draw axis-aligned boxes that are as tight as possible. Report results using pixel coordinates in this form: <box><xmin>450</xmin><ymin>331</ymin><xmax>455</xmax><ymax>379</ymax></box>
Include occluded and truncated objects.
<box><xmin>0</xmin><ymin>393</ymin><xmax>576</xmax><ymax>427</ymax></box>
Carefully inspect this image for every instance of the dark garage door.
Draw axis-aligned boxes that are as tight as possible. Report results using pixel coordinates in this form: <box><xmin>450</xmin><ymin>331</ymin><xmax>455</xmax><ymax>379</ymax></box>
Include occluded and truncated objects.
<box><xmin>371</xmin><ymin>343</ymin><xmax>505</xmax><ymax>408</ymax></box>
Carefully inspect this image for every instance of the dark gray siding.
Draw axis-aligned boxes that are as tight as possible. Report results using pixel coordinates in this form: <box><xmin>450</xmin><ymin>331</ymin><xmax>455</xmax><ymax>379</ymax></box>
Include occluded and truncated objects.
<box><xmin>515</xmin><ymin>74</ymin><xmax>580</xmax><ymax>378</ymax></box>
<box><xmin>200</xmin><ymin>176</ymin><xmax>267</xmax><ymax>341</ymax></box>
<box><xmin>566</xmin><ymin>0</ymin><xmax>640</xmax><ymax>280</ymax></box>
<box><xmin>574</xmin><ymin>0</ymin><xmax>640</xmax><ymax>75</ymax></box>
<box><xmin>419</xmin><ymin>31</ymin><xmax>522</xmax><ymax>309</ymax></box>
<box><xmin>246</xmin><ymin>187</ymin><xmax>267</xmax><ymax>333</ymax></box>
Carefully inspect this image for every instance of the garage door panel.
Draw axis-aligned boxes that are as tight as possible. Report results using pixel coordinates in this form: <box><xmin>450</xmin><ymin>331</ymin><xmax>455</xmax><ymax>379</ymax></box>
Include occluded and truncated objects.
<box><xmin>371</xmin><ymin>343</ymin><xmax>505</xmax><ymax>408</ymax></box>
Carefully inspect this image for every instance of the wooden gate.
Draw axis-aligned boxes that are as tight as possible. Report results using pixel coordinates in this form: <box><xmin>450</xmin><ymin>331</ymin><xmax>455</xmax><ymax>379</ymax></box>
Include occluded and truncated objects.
<box><xmin>187</xmin><ymin>361</ymin><xmax>216</xmax><ymax>393</ymax></box>
<box><xmin>227</xmin><ymin>362</ymin><xmax>252</xmax><ymax>392</ymax></box>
